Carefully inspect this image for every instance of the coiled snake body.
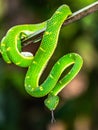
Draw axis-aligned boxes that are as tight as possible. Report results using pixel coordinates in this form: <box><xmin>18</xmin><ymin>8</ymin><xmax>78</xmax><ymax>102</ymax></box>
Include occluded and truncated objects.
<box><xmin>0</xmin><ymin>5</ymin><xmax>83</xmax><ymax>110</ymax></box>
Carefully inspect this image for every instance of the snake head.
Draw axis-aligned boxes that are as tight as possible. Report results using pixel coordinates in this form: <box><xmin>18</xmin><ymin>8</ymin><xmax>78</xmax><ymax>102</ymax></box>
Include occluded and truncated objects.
<box><xmin>44</xmin><ymin>94</ymin><xmax>59</xmax><ymax>111</ymax></box>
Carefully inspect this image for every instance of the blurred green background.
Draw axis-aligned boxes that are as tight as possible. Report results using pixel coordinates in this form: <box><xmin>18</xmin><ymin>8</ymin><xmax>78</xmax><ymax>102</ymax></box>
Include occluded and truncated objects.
<box><xmin>0</xmin><ymin>0</ymin><xmax>98</xmax><ymax>130</ymax></box>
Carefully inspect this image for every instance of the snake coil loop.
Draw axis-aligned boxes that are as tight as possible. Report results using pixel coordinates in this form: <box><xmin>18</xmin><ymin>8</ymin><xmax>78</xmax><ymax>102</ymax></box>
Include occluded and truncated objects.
<box><xmin>0</xmin><ymin>5</ymin><xmax>83</xmax><ymax>110</ymax></box>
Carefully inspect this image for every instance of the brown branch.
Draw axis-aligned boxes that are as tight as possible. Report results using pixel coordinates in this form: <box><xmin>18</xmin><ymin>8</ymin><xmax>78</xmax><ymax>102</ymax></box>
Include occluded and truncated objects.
<box><xmin>22</xmin><ymin>1</ymin><xmax>98</xmax><ymax>45</ymax></box>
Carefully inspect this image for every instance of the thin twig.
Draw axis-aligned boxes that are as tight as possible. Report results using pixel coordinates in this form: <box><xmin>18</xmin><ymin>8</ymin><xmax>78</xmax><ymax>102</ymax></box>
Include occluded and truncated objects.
<box><xmin>63</xmin><ymin>1</ymin><xmax>98</xmax><ymax>26</ymax></box>
<box><xmin>22</xmin><ymin>1</ymin><xmax>98</xmax><ymax>45</ymax></box>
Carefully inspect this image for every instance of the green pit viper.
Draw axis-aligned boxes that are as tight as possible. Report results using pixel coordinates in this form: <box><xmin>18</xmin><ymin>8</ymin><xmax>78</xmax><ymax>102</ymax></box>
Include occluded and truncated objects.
<box><xmin>0</xmin><ymin>5</ymin><xmax>83</xmax><ymax>110</ymax></box>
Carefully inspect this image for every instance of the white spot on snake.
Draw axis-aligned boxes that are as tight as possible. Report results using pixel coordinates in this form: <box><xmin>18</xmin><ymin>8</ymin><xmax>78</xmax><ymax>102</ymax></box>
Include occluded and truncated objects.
<box><xmin>28</xmin><ymin>85</ymin><xmax>31</xmax><ymax>88</ymax></box>
<box><xmin>39</xmin><ymin>86</ymin><xmax>43</xmax><ymax>91</ymax></box>
<box><xmin>57</xmin><ymin>62</ymin><xmax>60</xmax><ymax>65</ymax></box>
<box><xmin>47</xmin><ymin>100</ymin><xmax>50</xmax><ymax>104</ymax></box>
<box><xmin>68</xmin><ymin>72</ymin><xmax>71</xmax><ymax>75</ymax></box>
<box><xmin>32</xmin><ymin>61</ymin><xmax>37</xmax><ymax>64</ymax></box>
<box><xmin>49</xmin><ymin>74</ymin><xmax>54</xmax><ymax>79</ymax></box>
<box><xmin>7</xmin><ymin>61</ymin><xmax>11</xmax><ymax>64</ymax></box>
<box><xmin>75</xmin><ymin>53</ymin><xmax>78</xmax><ymax>57</ymax></box>
<box><xmin>31</xmin><ymin>88</ymin><xmax>34</xmax><ymax>91</ymax></box>
<box><xmin>53</xmin><ymin>22</ymin><xmax>57</xmax><ymax>25</ymax></box>
<box><xmin>55</xmin><ymin>11</ymin><xmax>61</xmax><ymax>14</ymax></box>
<box><xmin>0</xmin><ymin>51</ymin><xmax>3</xmax><ymax>54</ymax></box>
<box><xmin>59</xmin><ymin>81</ymin><xmax>62</xmax><ymax>84</ymax></box>
<box><xmin>50</xmin><ymin>90</ymin><xmax>53</xmax><ymax>94</ymax></box>
<box><xmin>21</xmin><ymin>52</ymin><xmax>33</xmax><ymax>57</ymax></box>
<box><xmin>45</xmin><ymin>31</ymin><xmax>52</xmax><ymax>35</ymax></box>
<box><xmin>16</xmin><ymin>62</ymin><xmax>21</xmax><ymax>65</ymax></box>
<box><xmin>26</xmin><ymin>76</ymin><xmax>30</xmax><ymax>79</ymax></box>
<box><xmin>6</xmin><ymin>47</ymin><xmax>11</xmax><ymax>51</ymax></box>
<box><xmin>1</xmin><ymin>43</ymin><xmax>5</xmax><ymax>47</ymax></box>
<box><xmin>69</xmin><ymin>54</ymin><xmax>74</xmax><ymax>59</ymax></box>
<box><xmin>25</xmin><ymin>83</ymin><xmax>27</xmax><ymax>87</ymax></box>
<box><xmin>39</xmin><ymin>47</ymin><xmax>46</xmax><ymax>52</ymax></box>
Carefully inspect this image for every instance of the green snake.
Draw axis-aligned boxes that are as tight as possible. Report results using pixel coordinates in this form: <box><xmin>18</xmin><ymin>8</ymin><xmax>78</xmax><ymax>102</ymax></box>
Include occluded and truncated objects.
<box><xmin>0</xmin><ymin>5</ymin><xmax>83</xmax><ymax>110</ymax></box>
